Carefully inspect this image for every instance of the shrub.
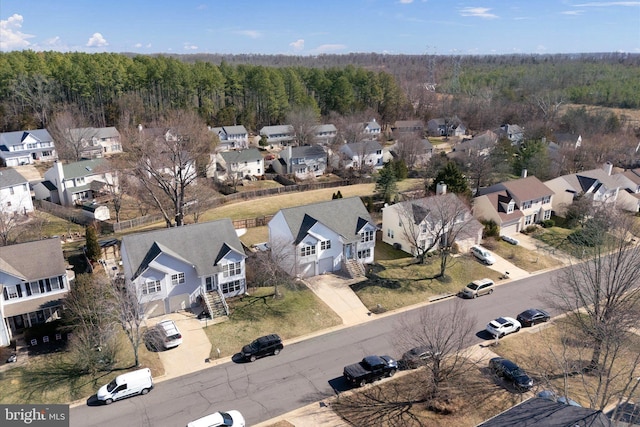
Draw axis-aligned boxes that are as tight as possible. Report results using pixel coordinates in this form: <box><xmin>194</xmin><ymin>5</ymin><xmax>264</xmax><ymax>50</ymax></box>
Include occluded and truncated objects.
<box><xmin>482</xmin><ymin>220</ymin><xmax>499</xmax><ymax>238</ymax></box>
<box><xmin>541</xmin><ymin>219</ymin><xmax>555</xmax><ymax>228</ymax></box>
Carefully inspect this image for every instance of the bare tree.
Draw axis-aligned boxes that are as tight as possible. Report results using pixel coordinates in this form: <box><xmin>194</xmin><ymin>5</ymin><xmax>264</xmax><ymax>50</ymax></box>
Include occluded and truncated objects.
<box><xmin>48</xmin><ymin>108</ymin><xmax>93</xmax><ymax>161</ymax></box>
<box><xmin>0</xmin><ymin>211</ymin><xmax>20</xmax><ymax>246</ymax></box>
<box><xmin>395</xmin><ymin>193</ymin><xmax>481</xmax><ymax>278</ymax></box>
<box><xmin>112</xmin><ymin>279</ymin><xmax>147</xmax><ymax>368</ymax></box>
<box><xmin>286</xmin><ymin>105</ymin><xmax>320</xmax><ymax>146</ymax></box>
<box><xmin>547</xmin><ymin>207</ymin><xmax>640</xmax><ymax>378</ymax></box>
<box><xmin>122</xmin><ymin>110</ymin><xmax>215</xmax><ymax>227</ymax></box>
<box><xmin>393</xmin><ymin>134</ymin><xmax>424</xmax><ymax>170</ymax></box>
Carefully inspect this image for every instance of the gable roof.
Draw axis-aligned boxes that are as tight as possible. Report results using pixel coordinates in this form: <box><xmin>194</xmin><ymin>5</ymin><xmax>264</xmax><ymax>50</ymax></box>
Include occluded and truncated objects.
<box><xmin>291</xmin><ymin>145</ymin><xmax>326</xmax><ymax>158</ymax></box>
<box><xmin>341</xmin><ymin>141</ymin><xmax>383</xmax><ymax>157</ymax></box>
<box><xmin>478</xmin><ymin>398</ymin><xmax>611</xmax><ymax>427</ymax></box>
<box><xmin>219</xmin><ymin>148</ymin><xmax>263</xmax><ymax>164</ymax></box>
<box><xmin>221</xmin><ymin>125</ymin><xmax>247</xmax><ymax>135</ymax></box>
<box><xmin>61</xmin><ymin>158</ymin><xmax>109</xmax><ymax>179</ymax></box>
<box><xmin>276</xmin><ymin>197</ymin><xmax>375</xmax><ymax>245</ymax></box>
<box><xmin>314</xmin><ymin>124</ymin><xmax>337</xmax><ymax>134</ymax></box>
<box><xmin>260</xmin><ymin>125</ymin><xmax>294</xmax><ymax>136</ymax></box>
<box><xmin>478</xmin><ymin>176</ymin><xmax>554</xmax><ymax>202</ymax></box>
<box><xmin>0</xmin><ymin>238</ymin><xmax>66</xmax><ymax>281</ymax></box>
<box><xmin>69</xmin><ymin>127</ymin><xmax>120</xmax><ymax>140</ymax></box>
<box><xmin>0</xmin><ymin>129</ymin><xmax>53</xmax><ymax>149</ymax></box>
<box><xmin>393</xmin><ymin>120</ymin><xmax>424</xmax><ymax>129</ymax></box>
<box><xmin>121</xmin><ymin>219</ymin><xmax>245</xmax><ymax>280</ymax></box>
<box><xmin>0</xmin><ymin>168</ymin><xmax>29</xmax><ymax>189</ymax></box>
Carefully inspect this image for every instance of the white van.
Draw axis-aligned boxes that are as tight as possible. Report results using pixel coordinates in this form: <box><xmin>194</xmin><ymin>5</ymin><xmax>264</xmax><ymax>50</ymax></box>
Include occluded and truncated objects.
<box><xmin>187</xmin><ymin>410</ymin><xmax>245</xmax><ymax>427</ymax></box>
<box><xmin>96</xmin><ymin>368</ymin><xmax>153</xmax><ymax>405</ymax></box>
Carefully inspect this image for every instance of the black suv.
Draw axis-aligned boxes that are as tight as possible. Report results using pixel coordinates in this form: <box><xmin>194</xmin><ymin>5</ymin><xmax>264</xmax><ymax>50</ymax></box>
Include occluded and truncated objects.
<box><xmin>241</xmin><ymin>334</ymin><xmax>283</xmax><ymax>362</ymax></box>
<box><xmin>489</xmin><ymin>357</ymin><xmax>533</xmax><ymax>391</ymax></box>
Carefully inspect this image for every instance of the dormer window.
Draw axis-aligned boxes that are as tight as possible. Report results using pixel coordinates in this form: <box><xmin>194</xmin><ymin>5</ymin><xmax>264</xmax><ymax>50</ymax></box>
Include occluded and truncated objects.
<box><xmin>507</xmin><ymin>201</ymin><xmax>515</xmax><ymax>214</ymax></box>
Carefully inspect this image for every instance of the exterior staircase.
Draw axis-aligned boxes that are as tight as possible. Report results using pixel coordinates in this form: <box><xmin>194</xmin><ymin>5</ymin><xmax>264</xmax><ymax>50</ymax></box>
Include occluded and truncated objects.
<box><xmin>343</xmin><ymin>259</ymin><xmax>366</xmax><ymax>279</ymax></box>
<box><xmin>201</xmin><ymin>289</ymin><xmax>229</xmax><ymax>319</ymax></box>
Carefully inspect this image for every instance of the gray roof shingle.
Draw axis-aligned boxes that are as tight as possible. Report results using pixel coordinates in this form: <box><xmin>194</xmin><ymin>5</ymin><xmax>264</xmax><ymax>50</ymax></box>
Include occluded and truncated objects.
<box><xmin>0</xmin><ymin>168</ymin><xmax>29</xmax><ymax>189</ymax></box>
<box><xmin>0</xmin><ymin>238</ymin><xmax>66</xmax><ymax>281</ymax></box>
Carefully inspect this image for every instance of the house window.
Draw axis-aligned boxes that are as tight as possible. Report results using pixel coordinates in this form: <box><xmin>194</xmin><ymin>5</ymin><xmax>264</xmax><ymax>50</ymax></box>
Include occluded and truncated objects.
<box><xmin>522</xmin><ymin>201</ymin><xmax>532</xmax><ymax>209</ymax></box>
<box><xmin>358</xmin><ymin>249</ymin><xmax>371</xmax><ymax>259</ymax></box>
<box><xmin>507</xmin><ymin>201</ymin><xmax>515</xmax><ymax>214</ymax></box>
<box><xmin>42</xmin><ymin>151</ymin><xmax>52</xmax><ymax>157</ymax></box>
<box><xmin>543</xmin><ymin>210</ymin><xmax>551</xmax><ymax>220</ymax></box>
<box><xmin>9</xmin><ymin>187</ymin><xmax>14</xmax><ymax>195</ymax></box>
<box><xmin>3</xmin><ymin>284</ymin><xmax>22</xmax><ymax>300</ymax></box>
<box><xmin>361</xmin><ymin>230</ymin><xmax>374</xmax><ymax>242</ymax></box>
<box><xmin>387</xmin><ymin>229</ymin><xmax>394</xmax><ymax>238</ymax></box>
<box><xmin>524</xmin><ymin>215</ymin><xmax>533</xmax><ymax>226</ymax></box>
<box><xmin>22</xmin><ymin>184</ymin><xmax>27</xmax><ymax>191</ymax></box>
<box><xmin>223</xmin><ymin>262</ymin><xmax>242</xmax><ymax>278</ymax></box>
<box><xmin>142</xmin><ymin>280</ymin><xmax>161</xmax><ymax>295</ymax></box>
<box><xmin>222</xmin><ymin>279</ymin><xmax>243</xmax><ymax>294</ymax></box>
<box><xmin>320</xmin><ymin>240</ymin><xmax>331</xmax><ymax>250</ymax></box>
<box><xmin>171</xmin><ymin>272</ymin><xmax>185</xmax><ymax>285</ymax></box>
<box><xmin>300</xmin><ymin>245</ymin><xmax>316</xmax><ymax>257</ymax></box>
<box><xmin>542</xmin><ymin>196</ymin><xmax>551</xmax><ymax>204</ymax></box>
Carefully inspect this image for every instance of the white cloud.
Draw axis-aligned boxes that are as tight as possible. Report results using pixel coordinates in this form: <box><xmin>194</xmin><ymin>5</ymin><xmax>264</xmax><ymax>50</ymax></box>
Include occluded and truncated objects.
<box><xmin>399</xmin><ymin>0</ymin><xmax>414</xmax><ymax>3</ymax></box>
<box><xmin>289</xmin><ymin>39</ymin><xmax>304</xmax><ymax>51</ymax></box>
<box><xmin>184</xmin><ymin>43</ymin><xmax>198</xmax><ymax>50</ymax></box>
<box><xmin>574</xmin><ymin>1</ymin><xmax>640</xmax><ymax>6</ymax></box>
<box><xmin>235</xmin><ymin>30</ymin><xmax>262</xmax><ymax>39</ymax></box>
<box><xmin>310</xmin><ymin>44</ymin><xmax>347</xmax><ymax>54</ymax></box>
<box><xmin>561</xmin><ymin>10</ymin><xmax>584</xmax><ymax>15</ymax></box>
<box><xmin>86</xmin><ymin>32</ymin><xmax>108</xmax><ymax>47</ymax></box>
<box><xmin>459</xmin><ymin>7</ymin><xmax>499</xmax><ymax>18</ymax></box>
<box><xmin>0</xmin><ymin>13</ymin><xmax>34</xmax><ymax>51</ymax></box>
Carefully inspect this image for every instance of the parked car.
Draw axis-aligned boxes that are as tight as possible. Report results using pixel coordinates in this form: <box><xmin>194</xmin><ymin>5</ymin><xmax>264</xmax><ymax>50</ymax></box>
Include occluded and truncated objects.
<box><xmin>187</xmin><ymin>410</ymin><xmax>245</xmax><ymax>427</ymax></box>
<box><xmin>471</xmin><ymin>245</ymin><xmax>496</xmax><ymax>265</ymax></box>
<box><xmin>156</xmin><ymin>319</ymin><xmax>183</xmax><ymax>349</ymax></box>
<box><xmin>486</xmin><ymin>317</ymin><xmax>521</xmax><ymax>338</ymax></box>
<box><xmin>343</xmin><ymin>355</ymin><xmax>398</xmax><ymax>387</ymax></box>
<box><xmin>96</xmin><ymin>368</ymin><xmax>153</xmax><ymax>405</ymax></box>
<box><xmin>489</xmin><ymin>357</ymin><xmax>533</xmax><ymax>391</ymax></box>
<box><xmin>399</xmin><ymin>345</ymin><xmax>440</xmax><ymax>369</ymax></box>
<box><xmin>241</xmin><ymin>334</ymin><xmax>283</xmax><ymax>362</ymax></box>
<box><xmin>461</xmin><ymin>278</ymin><xmax>495</xmax><ymax>298</ymax></box>
<box><xmin>501</xmin><ymin>235</ymin><xmax>520</xmax><ymax>245</ymax></box>
<box><xmin>517</xmin><ymin>308</ymin><xmax>551</xmax><ymax>327</ymax></box>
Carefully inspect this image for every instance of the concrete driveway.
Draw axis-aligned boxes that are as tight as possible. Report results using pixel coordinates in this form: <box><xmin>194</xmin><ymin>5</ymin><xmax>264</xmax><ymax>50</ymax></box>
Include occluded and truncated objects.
<box><xmin>145</xmin><ymin>311</ymin><xmax>214</xmax><ymax>381</ymax></box>
<box><xmin>303</xmin><ymin>274</ymin><xmax>372</xmax><ymax>326</ymax></box>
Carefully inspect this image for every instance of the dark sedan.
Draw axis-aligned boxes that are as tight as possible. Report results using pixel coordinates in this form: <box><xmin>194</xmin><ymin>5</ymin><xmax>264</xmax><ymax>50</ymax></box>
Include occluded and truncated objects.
<box><xmin>516</xmin><ymin>308</ymin><xmax>551</xmax><ymax>327</ymax></box>
<box><xmin>489</xmin><ymin>357</ymin><xmax>533</xmax><ymax>392</ymax></box>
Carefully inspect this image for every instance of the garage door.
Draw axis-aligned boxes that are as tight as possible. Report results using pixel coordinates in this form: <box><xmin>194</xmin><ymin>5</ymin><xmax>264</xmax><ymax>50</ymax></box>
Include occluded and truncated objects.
<box><xmin>299</xmin><ymin>262</ymin><xmax>315</xmax><ymax>278</ymax></box>
<box><xmin>318</xmin><ymin>257</ymin><xmax>334</xmax><ymax>274</ymax></box>
<box><xmin>500</xmin><ymin>223</ymin><xmax>519</xmax><ymax>236</ymax></box>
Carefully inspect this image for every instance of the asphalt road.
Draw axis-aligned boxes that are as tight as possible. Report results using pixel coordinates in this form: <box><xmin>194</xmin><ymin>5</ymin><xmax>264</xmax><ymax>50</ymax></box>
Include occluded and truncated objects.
<box><xmin>70</xmin><ymin>269</ymin><xmax>559</xmax><ymax>427</ymax></box>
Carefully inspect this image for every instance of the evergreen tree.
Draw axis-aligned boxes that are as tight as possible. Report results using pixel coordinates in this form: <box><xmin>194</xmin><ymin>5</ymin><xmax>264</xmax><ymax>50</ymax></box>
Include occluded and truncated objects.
<box><xmin>85</xmin><ymin>224</ymin><xmax>101</xmax><ymax>262</ymax></box>
<box><xmin>375</xmin><ymin>165</ymin><xmax>397</xmax><ymax>204</ymax></box>
<box><xmin>429</xmin><ymin>162</ymin><xmax>469</xmax><ymax>196</ymax></box>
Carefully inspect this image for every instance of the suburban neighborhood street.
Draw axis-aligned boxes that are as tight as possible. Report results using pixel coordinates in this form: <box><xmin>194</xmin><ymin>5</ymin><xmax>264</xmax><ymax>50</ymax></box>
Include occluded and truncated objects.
<box><xmin>69</xmin><ymin>269</ymin><xmax>560</xmax><ymax>427</ymax></box>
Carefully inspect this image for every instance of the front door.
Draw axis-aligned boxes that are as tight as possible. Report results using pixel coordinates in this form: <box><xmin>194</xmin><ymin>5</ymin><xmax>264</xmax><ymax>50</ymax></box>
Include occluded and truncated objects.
<box><xmin>345</xmin><ymin>243</ymin><xmax>353</xmax><ymax>260</ymax></box>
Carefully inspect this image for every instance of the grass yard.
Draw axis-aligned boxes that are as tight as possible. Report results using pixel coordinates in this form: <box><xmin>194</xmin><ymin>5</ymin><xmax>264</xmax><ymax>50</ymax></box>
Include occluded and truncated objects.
<box><xmin>482</xmin><ymin>238</ymin><xmax>564</xmax><ymax>273</ymax></box>
<box><xmin>0</xmin><ymin>331</ymin><xmax>163</xmax><ymax>405</ymax></box>
<box><xmin>238</xmin><ymin>226</ymin><xmax>269</xmax><ymax>246</ymax></box>
<box><xmin>355</xmin><ymin>247</ymin><xmax>504</xmax><ymax>313</ymax></box>
<box><xmin>202</xmin><ymin>285</ymin><xmax>342</xmax><ymax>360</ymax></box>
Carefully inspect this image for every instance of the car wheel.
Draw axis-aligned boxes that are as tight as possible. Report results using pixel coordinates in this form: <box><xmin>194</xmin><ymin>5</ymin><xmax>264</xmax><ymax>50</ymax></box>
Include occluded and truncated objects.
<box><xmin>473</xmin><ymin>293</ymin><xmax>478</xmax><ymax>299</ymax></box>
<box><xmin>273</xmin><ymin>348</ymin><xmax>281</xmax><ymax>355</ymax></box>
<box><xmin>387</xmin><ymin>369</ymin><xmax>396</xmax><ymax>377</ymax></box>
<box><xmin>249</xmin><ymin>355</ymin><xmax>257</xmax><ymax>362</ymax></box>
<box><xmin>105</xmin><ymin>398</ymin><xmax>113</xmax><ymax>405</ymax></box>
<box><xmin>515</xmin><ymin>326</ymin><xmax>521</xmax><ymax>332</ymax></box>
<box><xmin>488</xmin><ymin>289</ymin><xmax>494</xmax><ymax>294</ymax></box>
<box><xmin>141</xmin><ymin>388</ymin><xmax>150</xmax><ymax>395</ymax></box>
<box><xmin>359</xmin><ymin>379</ymin><xmax>367</xmax><ymax>387</ymax></box>
<box><xmin>499</xmin><ymin>333</ymin><xmax>505</xmax><ymax>339</ymax></box>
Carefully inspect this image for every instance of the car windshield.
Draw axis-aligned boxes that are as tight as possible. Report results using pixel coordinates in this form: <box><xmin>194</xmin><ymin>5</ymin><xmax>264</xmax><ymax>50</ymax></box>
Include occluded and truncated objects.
<box><xmin>106</xmin><ymin>379</ymin><xmax>118</xmax><ymax>393</ymax></box>
<box><xmin>220</xmin><ymin>412</ymin><xmax>233</xmax><ymax>425</ymax></box>
<box><xmin>467</xmin><ymin>283</ymin><xmax>479</xmax><ymax>290</ymax></box>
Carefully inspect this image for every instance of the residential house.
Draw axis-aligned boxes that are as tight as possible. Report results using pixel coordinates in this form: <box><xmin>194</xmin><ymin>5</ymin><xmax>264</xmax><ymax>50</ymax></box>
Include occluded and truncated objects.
<box><xmin>312</xmin><ymin>124</ymin><xmax>337</xmax><ymax>145</ymax></box>
<box><xmin>612</xmin><ymin>168</ymin><xmax>640</xmax><ymax>213</ymax></box>
<box><xmin>388</xmin><ymin>138</ymin><xmax>434</xmax><ymax>168</ymax></box>
<box><xmin>210</xmin><ymin>148</ymin><xmax>264</xmax><ymax>181</ymax></box>
<box><xmin>478</xmin><ymin>397</ymin><xmax>611</xmax><ymax>427</ymax></box>
<box><xmin>339</xmin><ymin>141</ymin><xmax>385</xmax><ymax>170</ymax></box>
<box><xmin>452</xmin><ymin>124</ymin><xmax>467</xmax><ymax>138</ymax></box>
<box><xmin>120</xmin><ymin>219</ymin><xmax>247</xmax><ymax>318</ymax></box>
<box><xmin>427</xmin><ymin>118</ymin><xmax>448</xmax><ymax>136</ymax></box>
<box><xmin>0</xmin><ymin>238</ymin><xmax>71</xmax><ymax>347</ymax></box>
<box><xmin>268</xmin><ymin>197</ymin><xmax>377</xmax><ymax>278</ymax></box>
<box><xmin>382</xmin><ymin>190</ymin><xmax>483</xmax><ymax>257</ymax></box>
<box><xmin>362</xmin><ymin>119</ymin><xmax>381</xmax><ymax>139</ymax></box>
<box><xmin>392</xmin><ymin>120</ymin><xmax>424</xmax><ymax>135</ymax></box>
<box><xmin>34</xmin><ymin>158</ymin><xmax>117</xmax><ymax>207</ymax></box>
<box><xmin>0</xmin><ymin>129</ymin><xmax>57</xmax><ymax>167</ymax></box>
<box><xmin>68</xmin><ymin>127</ymin><xmax>122</xmax><ymax>158</ymax></box>
<box><xmin>210</xmin><ymin>125</ymin><xmax>249</xmax><ymax>151</ymax></box>
<box><xmin>544</xmin><ymin>163</ymin><xmax>621</xmax><ymax>217</ymax></box>
<box><xmin>474</xmin><ymin>174</ymin><xmax>555</xmax><ymax>236</ymax></box>
<box><xmin>497</xmin><ymin>124</ymin><xmax>524</xmax><ymax>145</ymax></box>
<box><xmin>0</xmin><ymin>168</ymin><xmax>34</xmax><ymax>216</ymax></box>
<box><xmin>450</xmin><ymin>130</ymin><xmax>499</xmax><ymax>160</ymax></box>
<box><xmin>272</xmin><ymin>145</ymin><xmax>327</xmax><ymax>179</ymax></box>
<box><xmin>260</xmin><ymin>125</ymin><xmax>295</xmax><ymax>146</ymax></box>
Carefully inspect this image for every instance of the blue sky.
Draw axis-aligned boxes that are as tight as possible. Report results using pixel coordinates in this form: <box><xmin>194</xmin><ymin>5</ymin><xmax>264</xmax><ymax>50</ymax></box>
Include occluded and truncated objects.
<box><xmin>1</xmin><ymin>0</ymin><xmax>639</xmax><ymax>55</ymax></box>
